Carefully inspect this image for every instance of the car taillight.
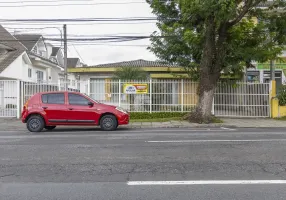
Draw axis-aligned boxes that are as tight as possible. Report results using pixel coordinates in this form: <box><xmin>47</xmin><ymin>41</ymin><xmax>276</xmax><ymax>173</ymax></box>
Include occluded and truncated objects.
<box><xmin>23</xmin><ymin>100</ymin><xmax>29</xmax><ymax>111</ymax></box>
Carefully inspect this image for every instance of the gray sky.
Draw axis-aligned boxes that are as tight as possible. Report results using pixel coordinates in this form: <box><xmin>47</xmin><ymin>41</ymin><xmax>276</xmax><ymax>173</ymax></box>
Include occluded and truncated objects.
<box><xmin>0</xmin><ymin>0</ymin><xmax>158</xmax><ymax>65</ymax></box>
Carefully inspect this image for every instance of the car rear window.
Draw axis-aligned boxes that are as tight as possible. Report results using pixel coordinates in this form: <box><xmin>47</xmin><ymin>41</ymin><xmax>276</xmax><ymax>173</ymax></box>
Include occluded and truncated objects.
<box><xmin>42</xmin><ymin>93</ymin><xmax>65</xmax><ymax>104</ymax></box>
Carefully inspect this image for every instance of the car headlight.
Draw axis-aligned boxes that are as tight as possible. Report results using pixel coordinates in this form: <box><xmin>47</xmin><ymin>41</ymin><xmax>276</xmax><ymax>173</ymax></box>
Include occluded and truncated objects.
<box><xmin>116</xmin><ymin>107</ymin><xmax>128</xmax><ymax>114</ymax></box>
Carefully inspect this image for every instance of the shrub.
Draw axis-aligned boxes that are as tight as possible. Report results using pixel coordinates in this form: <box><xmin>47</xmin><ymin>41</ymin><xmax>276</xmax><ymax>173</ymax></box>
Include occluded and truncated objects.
<box><xmin>130</xmin><ymin>112</ymin><xmax>186</xmax><ymax>119</ymax></box>
<box><xmin>277</xmin><ymin>85</ymin><xmax>286</xmax><ymax>106</ymax></box>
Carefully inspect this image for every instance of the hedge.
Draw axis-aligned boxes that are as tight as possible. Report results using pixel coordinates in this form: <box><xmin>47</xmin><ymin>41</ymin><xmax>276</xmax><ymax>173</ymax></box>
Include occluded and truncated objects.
<box><xmin>277</xmin><ymin>85</ymin><xmax>286</xmax><ymax>106</ymax></box>
<box><xmin>130</xmin><ymin>112</ymin><xmax>187</xmax><ymax>119</ymax></box>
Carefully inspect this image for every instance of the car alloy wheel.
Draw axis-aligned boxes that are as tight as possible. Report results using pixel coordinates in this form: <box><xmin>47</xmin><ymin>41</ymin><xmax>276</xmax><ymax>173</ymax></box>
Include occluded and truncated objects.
<box><xmin>27</xmin><ymin>115</ymin><xmax>45</xmax><ymax>132</ymax></box>
<box><xmin>100</xmin><ymin>115</ymin><xmax>118</xmax><ymax>131</ymax></box>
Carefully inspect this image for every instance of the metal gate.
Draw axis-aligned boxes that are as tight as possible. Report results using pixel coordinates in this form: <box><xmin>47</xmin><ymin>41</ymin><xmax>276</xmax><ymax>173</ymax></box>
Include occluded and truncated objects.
<box><xmin>0</xmin><ymin>80</ymin><xmax>18</xmax><ymax>117</ymax></box>
<box><xmin>214</xmin><ymin>82</ymin><xmax>270</xmax><ymax>117</ymax></box>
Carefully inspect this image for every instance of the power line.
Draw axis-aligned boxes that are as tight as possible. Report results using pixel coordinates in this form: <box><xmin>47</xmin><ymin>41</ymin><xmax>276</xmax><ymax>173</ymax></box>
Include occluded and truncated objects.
<box><xmin>47</xmin><ymin>42</ymin><xmax>149</xmax><ymax>47</ymax></box>
<box><xmin>0</xmin><ymin>1</ymin><xmax>146</xmax><ymax>7</ymax></box>
<box><xmin>0</xmin><ymin>36</ymin><xmax>153</xmax><ymax>42</ymax></box>
<box><xmin>0</xmin><ymin>17</ymin><xmax>157</xmax><ymax>22</ymax></box>
<box><xmin>72</xmin><ymin>44</ymin><xmax>85</xmax><ymax>63</ymax></box>
<box><xmin>0</xmin><ymin>21</ymin><xmax>156</xmax><ymax>25</ymax></box>
<box><xmin>0</xmin><ymin>0</ymin><xmax>93</xmax><ymax>3</ymax></box>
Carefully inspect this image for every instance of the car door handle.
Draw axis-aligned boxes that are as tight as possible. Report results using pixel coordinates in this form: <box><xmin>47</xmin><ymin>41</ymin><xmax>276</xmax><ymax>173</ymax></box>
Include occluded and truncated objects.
<box><xmin>42</xmin><ymin>107</ymin><xmax>48</xmax><ymax>109</ymax></box>
<box><xmin>68</xmin><ymin>108</ymin><xmax>74</xmax><ymax>110</ymax></box>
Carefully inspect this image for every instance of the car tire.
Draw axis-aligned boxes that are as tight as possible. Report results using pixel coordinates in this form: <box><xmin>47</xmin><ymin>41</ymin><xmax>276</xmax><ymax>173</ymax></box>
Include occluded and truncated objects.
<box><xmin>27</xmin><ymin>115</ymin><xmax>45</xmax><ymax>132</ymax></box>
<box><xmin>100</xmin><ymin>115</ymin><xmax>118</xmax><ymax>131</ymax></box>
<box><xmin>45</xmin><ymin>126</ymin><xmax>56</xmax><ymax>130</ymax></box>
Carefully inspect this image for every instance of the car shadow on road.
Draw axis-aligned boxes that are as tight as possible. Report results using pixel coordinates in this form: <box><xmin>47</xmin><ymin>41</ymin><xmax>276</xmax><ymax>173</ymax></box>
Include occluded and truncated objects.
<box><xmin>41</xmin><ymin>127</ymin><xmax>131</xmax><ymax>133</ymax></box>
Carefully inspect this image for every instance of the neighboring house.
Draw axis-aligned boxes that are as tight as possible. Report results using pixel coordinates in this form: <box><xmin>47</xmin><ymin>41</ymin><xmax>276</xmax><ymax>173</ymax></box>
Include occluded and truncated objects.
<box><xmin>246</xmin><ymin>51</ymin><xmax>286</xmax><ymax>88</ymax></box>
<box><xmin>67</xmin><ymin>59</ymin><xmax>195</xmax><ymax>108</ymax></box>
<box><xmin>0</xmin><ymin>25</ymin><xmax>82</xmax><ymax>113</ymax></box>
<box><xmin>67</xmin><ymin>58</ymin><xmax>84</xmax><ymax>68</ymax></box>
<box><xmin>0</xmin><ymin>25</ymin><xmax>33</xmax><ymax>81</ymax></box>
<box><xmin>246</xmin><ymin>1</ymin><xmax>286</xmax><ymax>86</ymax></box>
<box><xmin>14</xmin><ymin>34</ymin><xmax>64</xmax><ymax>83</ymax></box>
<box><xmin>13</xmin><ymin>33</ymin><xmax>80</xmax><ymax>89</ymax></box>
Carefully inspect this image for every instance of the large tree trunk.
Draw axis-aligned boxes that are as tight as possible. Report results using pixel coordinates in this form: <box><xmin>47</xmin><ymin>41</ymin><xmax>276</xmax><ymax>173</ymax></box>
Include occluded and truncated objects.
<box><xmin>188</xmin><ymin>17</ymin><xmax>227</xmax><ymax>123</ymax></box>
<box><xmin>192</xmin><ymin>72</ymin><xmax>220</xmax><ymax>123</ymax></box>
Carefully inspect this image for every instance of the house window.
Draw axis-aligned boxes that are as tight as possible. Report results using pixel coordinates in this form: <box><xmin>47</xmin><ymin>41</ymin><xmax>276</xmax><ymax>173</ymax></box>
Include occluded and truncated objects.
<box><xmin>246</xmin><ymin>71</ymin><xmax>260</xmax><ymax>83</ymax></box>
<box><xmin>72</xmin><ymin>80</ymin><xmax>76</xmax><ymax>86</ymax></box>
<box><xmin>28</xmin><ymin>68</ymin><xmax>32</xmax><ymax>78</ymax></box>
<box><xmin>32</xmin><ymin>46</ymin><xmax>38</xmax><ymax>54</ymax></box>
<box><xmin>37</xmin><ymin>71</ymin><xmax>44</xmax><ymax>82</ymax></box>
<box><xmin>67</xmin><ymin>79</ymin><xmax>71</xmax><ymax>86</ymax></box>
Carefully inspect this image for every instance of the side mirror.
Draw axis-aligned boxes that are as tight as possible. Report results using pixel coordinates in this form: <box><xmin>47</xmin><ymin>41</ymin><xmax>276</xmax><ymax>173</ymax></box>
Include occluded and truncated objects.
<box><xmin>88</xmin><ymin>102</ymin><xmax>94</xmax><ymax>107</ymax></box>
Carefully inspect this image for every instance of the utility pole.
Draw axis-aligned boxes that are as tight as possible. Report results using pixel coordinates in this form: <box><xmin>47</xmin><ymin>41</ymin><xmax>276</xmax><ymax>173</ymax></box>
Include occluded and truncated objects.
<box><xmin>270</xmin><ymin>59</ymin><xmax>275</xmax><ymax>81</ymax></box>
<box><xmin>63</xmin><ymin>24</ymin><xmax>68</xmax><ymax>91</ymax></box>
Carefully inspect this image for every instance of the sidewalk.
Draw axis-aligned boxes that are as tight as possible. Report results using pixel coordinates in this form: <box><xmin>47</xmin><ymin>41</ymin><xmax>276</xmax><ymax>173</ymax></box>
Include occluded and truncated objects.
<box><xmin>0</xmin><ymin>118</ymin><xmax>285</xmax><ymax>131</ymax></box>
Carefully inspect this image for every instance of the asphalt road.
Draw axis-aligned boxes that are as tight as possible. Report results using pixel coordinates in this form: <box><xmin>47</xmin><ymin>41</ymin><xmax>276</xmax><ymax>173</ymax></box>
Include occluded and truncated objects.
<box><xmin>1</xmin><ymin>127</ymin><xmax>286</xmax><ymax>200</ymax></box>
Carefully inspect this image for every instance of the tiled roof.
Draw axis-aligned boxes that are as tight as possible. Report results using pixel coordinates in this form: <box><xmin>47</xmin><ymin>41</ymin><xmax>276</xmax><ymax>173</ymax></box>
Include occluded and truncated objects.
<box><xmin>88</xmin><ymin>59</ymin><xmax>179</xmax><ymax>68</ymax></box>
<box><xmin>0</xmin><ymin>25</ymin><xmax>26</xmax><ymax>74</ymax></box>
<box><xmin>67</xmin><ymin>58</ymin><xmax>79</xmax><ymax>68</ymax></box>
<box><xmin>51</xmin><ymin>47</ymin><xmax>60</xmax><ymax>57</ymax></box>
<box><xmin>14</xmin><ymin>34</ymin><xmax>42</xmax><ymax>51</ymax></box>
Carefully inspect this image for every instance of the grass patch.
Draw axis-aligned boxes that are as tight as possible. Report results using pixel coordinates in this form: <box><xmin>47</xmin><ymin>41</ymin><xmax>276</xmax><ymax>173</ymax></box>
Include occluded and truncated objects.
<box><xmin>212</xmin><ymin>117</ymin><xmax>224</xmax><ymax>123</ymax></box>
<box><xmin>129</xmin><ymin>112</ymin><xmax>223</xmax><ymax>123</ymax></box>
<box><xmin>275</xmin><ymin>117</ymin><xmax>286</xmax><ymax>121</ymax></box>
<box><xmin>130</xmin><ymin>117</ymin><xmax>183</xmax><ymax>123</ymax></box>
<box><xmin>130</xmin><ymin>112</ymin><xmax>186</xmax><ymax>119</ymax></box>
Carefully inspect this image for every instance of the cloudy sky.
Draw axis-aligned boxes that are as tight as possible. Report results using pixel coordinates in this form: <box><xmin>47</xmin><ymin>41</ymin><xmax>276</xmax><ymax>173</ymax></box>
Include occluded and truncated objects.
<box><xmin>0</xmin><ymin>0</ymin><xmax>158</xmax><ymax>65</ymax></box>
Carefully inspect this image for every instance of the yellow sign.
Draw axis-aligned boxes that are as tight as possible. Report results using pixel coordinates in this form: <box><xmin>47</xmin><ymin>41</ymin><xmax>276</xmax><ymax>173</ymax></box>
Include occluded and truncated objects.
<box><xmin>123</xmin><ymin>84</ymin><xmax>148</xmax><ymax>94</ymax></box>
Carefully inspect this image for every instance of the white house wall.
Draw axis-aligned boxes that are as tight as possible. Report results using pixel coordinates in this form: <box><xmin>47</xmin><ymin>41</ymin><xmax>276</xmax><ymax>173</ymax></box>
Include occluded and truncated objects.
<box><xmin>49</xmin><ymin>67</ymin><xmax>62</xmax><ymax>82</ymax></box>
<box><xmin>0</xmin><ymin>53</ymin><xmax>47</xmax><ymax>83</ymax></box>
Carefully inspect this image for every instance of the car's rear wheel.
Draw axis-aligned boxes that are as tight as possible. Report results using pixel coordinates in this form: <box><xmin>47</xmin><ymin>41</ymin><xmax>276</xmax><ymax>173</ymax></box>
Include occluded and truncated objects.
<box><xmin>100</xmin><ymin>115</ymin><xmax>118</xmax><ymax>131</ymax></box>
<box><xmin>27</xmin><ymin>115</ymin><xmax>45</xmax><ymax>132</ymax></box>
<box><xmin>45</xmin><ymin>126</ymin><xmax>56</xmax><ymax>130</ymax></box>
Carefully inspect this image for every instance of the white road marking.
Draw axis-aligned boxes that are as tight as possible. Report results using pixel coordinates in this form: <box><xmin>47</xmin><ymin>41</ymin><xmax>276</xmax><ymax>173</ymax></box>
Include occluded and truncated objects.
<box><xmin>146</xmin><ymin>139</ymin><xmax>286</xmax><ymax>143</ymax></box>
<box><xmin>127</xmin><ymin>180</ymin><xmax>286</xmax><ymax>185</ymax></box>
<box><xmin>221</xmin><ymin>127</ymin><xmax>236</xmax><ymax>131</ymax></box>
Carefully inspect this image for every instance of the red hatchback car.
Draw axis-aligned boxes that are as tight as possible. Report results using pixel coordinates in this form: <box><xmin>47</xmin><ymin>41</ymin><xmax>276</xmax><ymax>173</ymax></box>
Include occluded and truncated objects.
<box><xmin>22</xmin><ymin>91</ymin><xmax>129</xmax><ymax>132</ymax></box>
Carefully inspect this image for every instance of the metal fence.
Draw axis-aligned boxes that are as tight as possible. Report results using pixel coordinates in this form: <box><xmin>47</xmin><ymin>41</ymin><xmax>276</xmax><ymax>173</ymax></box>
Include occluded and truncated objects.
<box><xmin>214</xmin><ymin>82</ymin><xmax>270</xmax><ymax>117</ymax></box>
<box><xmin>21</xmin><ymin>81</ymin><xmax>81</xmax><ymax>109</ymax></box>
<box><xmin>0</xmin><ymin>80</ymin><xmax>19</xmax><ymax>117</ymax></box>
<box><xmin>0</xmin><ymin>79</ymin><xmax>271</xmax><ymax>118</ymax></box>
<box><xmin>89</xmin><ymin>79</ymin><xmax>198</xmax><ymax>112</ymax></box>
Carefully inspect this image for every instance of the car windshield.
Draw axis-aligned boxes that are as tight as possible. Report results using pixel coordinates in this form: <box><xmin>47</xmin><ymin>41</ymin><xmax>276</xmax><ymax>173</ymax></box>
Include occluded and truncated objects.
<box><xmin>83</xmin><ymin>94</ymin><xmax>100</xmax><ymax>104</ymax></box>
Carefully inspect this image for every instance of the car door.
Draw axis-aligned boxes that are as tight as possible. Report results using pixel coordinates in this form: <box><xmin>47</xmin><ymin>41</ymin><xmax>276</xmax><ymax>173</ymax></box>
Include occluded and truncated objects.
<box><xmin>67</xmin><ymin>93</ymin><xmax>99</xmax><ymax>124</ymax></box>
<box><xmin>41</xmin><ymin>93</ymin><xmax>67</xmax><ymax>123</ymax></box>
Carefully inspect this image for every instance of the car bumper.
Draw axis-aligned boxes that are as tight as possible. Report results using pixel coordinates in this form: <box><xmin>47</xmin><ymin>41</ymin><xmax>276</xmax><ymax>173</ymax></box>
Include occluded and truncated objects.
<box><xmin>21</xmin><ymin>111</ymin><xmax>27</xmax><ymax>123</ymax></box>
<box><xmin>118</xmin><ymin>114</ymin><xmax>129</xmax><ymax>125</ymax></box>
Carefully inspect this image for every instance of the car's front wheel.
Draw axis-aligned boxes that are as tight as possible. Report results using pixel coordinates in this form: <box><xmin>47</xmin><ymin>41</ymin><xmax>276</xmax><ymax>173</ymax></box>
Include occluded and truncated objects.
<box><xmin>27</xmin><ymin>115</ymin><xmax>45</xmax><ymax>132</ymax></box>
<box><xmin>45</xmin><ymin>126</ymin><xmax>56</xmax><ymax>130</ymax></box>
<box><xmin>100</xmin><ymin>115</ymin><xmax>118</xmax><ymax>131</ymax></box>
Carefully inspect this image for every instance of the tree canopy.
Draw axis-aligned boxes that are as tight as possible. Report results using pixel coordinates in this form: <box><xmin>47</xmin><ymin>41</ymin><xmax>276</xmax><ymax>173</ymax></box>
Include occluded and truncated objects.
<box><xmin>113</xmin><ymin>66</ymin><xmax>148</xmax><ymax>80</ymax></box>
<box><xmin>147</xmin><ymin>0</ymin><xmax>286</xmax><ymax>122</ymax></box>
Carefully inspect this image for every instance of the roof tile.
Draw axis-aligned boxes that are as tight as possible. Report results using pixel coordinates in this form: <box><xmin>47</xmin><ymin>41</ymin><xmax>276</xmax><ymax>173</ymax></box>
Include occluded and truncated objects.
<box><xmin>88</xmin><ymin>59</ymin><xmax>179</xmax><ymax>68</ymax></box>
<box><xmin>0</xmin><ymin>25</ymin><xmax>26</xmax><ymax>74</ymax></box>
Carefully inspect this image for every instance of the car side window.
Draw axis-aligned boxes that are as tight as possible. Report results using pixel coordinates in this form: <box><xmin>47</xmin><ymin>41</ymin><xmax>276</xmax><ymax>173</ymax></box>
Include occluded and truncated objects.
<box><xmin>68</xmin><ymin>93</ymin><xmax>90</xmax><ymax>106</ymax></box>
<box><xmin>42</xmin><ymin>93</ymin><xmax>65</xmax><ymax>104</ymax></box>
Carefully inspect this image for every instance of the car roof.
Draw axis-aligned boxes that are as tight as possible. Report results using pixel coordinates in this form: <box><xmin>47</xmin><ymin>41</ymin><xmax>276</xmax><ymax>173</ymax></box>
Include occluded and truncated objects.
<box><xmin>37</xmin><ymin>91</ymin><xmax>81</xmax><ymax>95</ymax></box>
